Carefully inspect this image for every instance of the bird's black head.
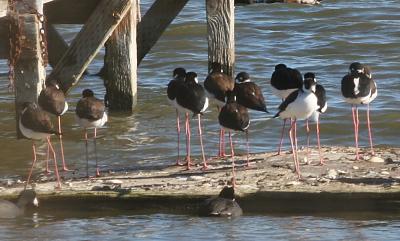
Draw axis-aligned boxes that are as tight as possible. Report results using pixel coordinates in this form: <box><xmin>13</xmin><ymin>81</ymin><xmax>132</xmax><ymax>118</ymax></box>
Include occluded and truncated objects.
<box><xmin>219</xmin><ymin>186</ymin><xmax>235</xmax><ymax>200</ymax></box>
<box><xmin>303</xmin><ymin>76</ymin><xmax>317</xmax><ymax>93</ymax></box>
<box><xmin>82</xmin><ymin>89</ymin><xmax>94</xmax><ymax>98</ymax></box>
<box><xmin>185</xmin><ymin>72</ymin><xmax>198</xmax><ymax>84</ymax></box>
<box><xmin>211</xmin><ymin>62</ymin><xmax>223</xmax><ymax>73</ymax></box>
<box><xmin>45</xmin><ymin>79</ymin><xmax>60</xmax><ymax>89</ymax></box>
<box><xmin>235</xmin><ymin>72</ymin><xmax>250</xmax><ymax>83</ymax></box>
<box><xmin>274</xmin><ymin>63</ymin><xmax>287</xmax><ymax>71</ymax></box>
<box><xmin>173</xmin><ymin>67</ymin><xmax>186</xmax><ymax>79</ymax></box>
<box><xmin>17</xmin><ymin>189</ymin><xmax>38</xmax><ymax>207</ymax></box>
<box><xmin>304</xmin><ymin>72</ymin><xmax>316</xmax><ymax>81</ymax></box>
<box><xmin>349</xmin><ymin>62</ymin><xmax>364</xmax><ymax>74</ymax></box>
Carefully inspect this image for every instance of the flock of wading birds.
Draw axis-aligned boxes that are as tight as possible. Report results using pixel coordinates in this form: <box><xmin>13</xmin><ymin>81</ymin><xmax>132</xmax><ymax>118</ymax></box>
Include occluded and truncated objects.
<box><xmin>17</xmin><ymin>61</ymin><xmax>377</xmax><ymax>189</ymax></box>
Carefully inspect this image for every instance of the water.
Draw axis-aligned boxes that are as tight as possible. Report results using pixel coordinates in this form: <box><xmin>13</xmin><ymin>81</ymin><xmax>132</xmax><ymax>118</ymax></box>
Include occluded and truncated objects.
<box><xmin>1</xmin><ymin>0</ymin><xmax>400</xmax><ymax>239</ymax></box>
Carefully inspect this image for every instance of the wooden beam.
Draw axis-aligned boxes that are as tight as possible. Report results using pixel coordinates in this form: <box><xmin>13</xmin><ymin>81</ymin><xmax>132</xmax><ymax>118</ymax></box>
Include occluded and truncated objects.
<box><xmin>44</xmin><ymin>0</ymin><xmax>100</xmax><ymax>24</ymax></box>
<box><xmin>137</xmin><ymin>0</ymin><xmax>189</xmax><ymax>64</ymax></box>
<box><xmin>102</xmin><ymin>0</ymin><xmax>138</xmax><ymax>111</ymax></box>
<box><xmin>13</xmin><ymin>1</ymin><xmax>46</xmax><ymax>138</ymax></box>
<box><xmin>47</xmin><ymin>0</ymin><xmax>132</xmax><ymax>93</ymax></box>
<box><xmin>0</xmin><ymin>17</ymin><xmax>8</xmax><ymax>59</ymax></box>
<box><xmin>206</xmin><ymin>0</ymin><xmax>235</xmax><ymax>76</ymax></box>
<box><xmin>46</xmin><ymin>24</ymin><xmax>69</xmax><ymax>69</ymax></box>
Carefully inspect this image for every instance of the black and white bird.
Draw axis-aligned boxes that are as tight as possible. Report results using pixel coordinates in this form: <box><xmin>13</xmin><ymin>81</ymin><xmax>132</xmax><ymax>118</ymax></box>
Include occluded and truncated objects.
<box><xmin>175</xmin><ymin>72</ymin><xmax>209</xmax><ymax>170</ymax></box>
<box><xmin>204</xmin><ymin>62</ymin><xmax>235</xmax><ymax>158</ymax></box>
<box><xmin>76</xmin><ymin>89</ymin><xmax>108</xmax><ymax>177</ymax></box>
<box><xmin>341</xmin><ymin>62</ymin><xmax>377</xmax><ymax>160</ymax></box>
<box><xmin>167</xmin><ymin>67</ymin><xmax>187</xmax><ymax>166</ymax></box>
<box><xmin>234</xmin><ymin>72</ymin><xmax>268</xmax><ymax>113</ymax></box>
<box><xmin>219</xmin><ymin>91</ymin><xmax>250</xmax><ymax>184</ymax></box>
<box><xmin>38</xmin><ymin>80</ymin><xmax>69</xmax><ymax>172</ymax></box>
<box><xmin>0</xmin><ymin>189</ymin><xmax>38</xmax><ymax>218</ymax></box>
<box><xmin>19</xmin><ymin>102</ymin><xmax>62</xmax><ymax>189</ymax></box>
<box><xmin>270</xmin><ymin>64</ymin><xmax>303</xmax><ymax>155</ymax></box>
<box><xmin>199</xmin><ymin>186</ymin><xmax>243</xmax><ymax>217</ymax></box>
<box><xmin>304</xmin><ymin>73</ymin><xmax>327</xmax><ymax>165</ymax></box>
<box><xmin>274</xmin><ymin>78</ymin><xmax>319</xmax><ymax>178</ymax></box>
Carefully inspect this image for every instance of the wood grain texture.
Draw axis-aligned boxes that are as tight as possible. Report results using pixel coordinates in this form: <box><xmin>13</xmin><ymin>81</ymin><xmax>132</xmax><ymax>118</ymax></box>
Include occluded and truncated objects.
<box><xmin>47</xmin><ymin>0</ymin><xmax>132</xmax><ymax>93</ymax></box>
<box><xmin>13</xmin><ymin>14</ymin><xmax>46</xmax><ymax>138</ymax></box>
<box><xmin>137</xmin><ymin>0</ymin><xmax>188</xmax><ymax>64</ymax></box>
<box><xmin>102</xmin><ymin>0</ymin><xmax>138</xmax><ymax>111</ymax></box>
<box><xmin>206</xmin><ymin>0</ymin><xmax>235</xmax><ymax>77</ymax></box>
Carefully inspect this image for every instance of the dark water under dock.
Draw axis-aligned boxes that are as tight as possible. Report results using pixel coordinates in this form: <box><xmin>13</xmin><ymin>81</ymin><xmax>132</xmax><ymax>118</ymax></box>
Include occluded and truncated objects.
<box><xmin>1</xmin><ymin>0</ymin><xmax>400</xmax><ymax>240</ymax></box>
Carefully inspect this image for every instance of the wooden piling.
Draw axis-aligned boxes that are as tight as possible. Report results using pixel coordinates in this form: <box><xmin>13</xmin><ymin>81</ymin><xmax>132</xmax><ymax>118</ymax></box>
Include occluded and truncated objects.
<box><xmin>101</xmin><ymin>0</ymin><xmax>139</xmax><ymax>111</ymax></box>
<box><xmin>12</xmin><ymin>0</ymin><xmax>46</xmax><ymax>138</ymax></box>
<box><xmin>47</xmin><ymin>0</ymin><xmax>132</xmax><ymax>94</ymax></box>
<box><xmin>206</xmin><ymin>0</ymin><xmax>235</xmax><ymax>76</ymax></box>
<box><xmin>137</xmin><ymin>0</ymin><xmax>189</xmax><ymax>64</ymax></box>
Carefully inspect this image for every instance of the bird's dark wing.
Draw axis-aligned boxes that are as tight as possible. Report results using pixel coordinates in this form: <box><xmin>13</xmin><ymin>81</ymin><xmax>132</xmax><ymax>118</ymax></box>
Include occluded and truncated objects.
<box><xmin>315</xmin><ymin>84</ymin><xmax>327</xmax><ymax>113</ymax></box>
<box><xmin>38</xmin><ymin>87</ymin><xmax>66</xmax><ymax>115</ymax></box>
<box><xmin>204</xmin><ymin>73</ymin><xmax>234</xmax><ymax>102</ymax></box>
<box><xmin>235</xmin><ymin>82</ymin><xmax>267</xmax><ymax>112</ymax></box>
<box><xmin>21</xmin><ymin>107</ymin><xmax>56</xmax><ymax>134</ymax></box>
<box><xmin>274</xmin><ymin>90</ymin><xmax>299</xmax><ymax>118</ymax></box>
<box><xmin>76</xmin><ymin>97</ymin><xmax>105</xmax><ymax>121</ymax></box>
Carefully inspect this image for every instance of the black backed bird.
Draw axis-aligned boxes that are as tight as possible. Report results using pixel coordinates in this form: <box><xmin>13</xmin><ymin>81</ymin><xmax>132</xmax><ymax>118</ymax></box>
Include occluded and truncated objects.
<box><xmin>175</xmin><ymin>72</ymin><xmax>209</xmax><ymax>170</ymax></box>
<box><xmin>167</xmin><ymin>67</ymin><xmax>187</xmax><ymax>166</ymax></box>
<box><xmin>38</xmin><ymin>79</ymin><xmax>69</xmax><ymax>172</ymax></box>
<box><xmin>341</xmin><ymin>62</ymin><xmax>377</xmax><ymax>160</ymax></box>
<box><xmin>19</xmin><ymin>102</ymin><xmax>61</xmax><ymax>189</ymax></box>
<box><xmin>199</xmin><ymin>186</ymin><xmax>242</xmax><ymax>217</ymax></box>
<box><xmin>234</xmin><ymin>72</ymin><xmax>268</xmax><ymax>113</ymax></box>
<box><xmin>274</xmin><ymin>78</ymin><xmax>319</xmax><ymax>178</ymax></box>
<box><xmin>76</xmin><ymin>89</ymin><xmax>108</xmax><ymax>177</ymax></box>
<box><xmin>204</xmin><ymin>62</ymin><xmax>235</xmax><ymax>157</ymax></box>
<box><xmin>270</xmin><ymin>64</ymin><xmax>303</xmax><ymax>155</ymax></box>
<box><xmin>218</xmin><ymin>91</ymin><xmax>250</xmax><ymax>184</ymax></box>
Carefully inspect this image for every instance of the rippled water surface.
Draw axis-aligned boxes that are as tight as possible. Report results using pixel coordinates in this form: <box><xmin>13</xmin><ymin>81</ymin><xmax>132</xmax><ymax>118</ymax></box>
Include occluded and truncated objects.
<box><xmin>1</xmin><ymin>0</ymin><xmax>400</xmax><ymax>239</ymax></box>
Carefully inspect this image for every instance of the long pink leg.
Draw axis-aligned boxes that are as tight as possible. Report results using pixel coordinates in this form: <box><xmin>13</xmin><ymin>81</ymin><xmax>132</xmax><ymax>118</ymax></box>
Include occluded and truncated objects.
<box><xmin>317</xmin><ymin>116</ymin><xmax>324</xmax><ymax>165</ymax></box>
<box><xmin>229</xmin><ymin>131</ymin><xmax>236</xmax><ymax>187</ymax></box>
<box><xmin>198</xmin><ymin>114</ymin><xmax>207</xmax><ymax>170</ymax></box>
<box><xmin>246</xmin><ymin>130</ymin><xmax>250</xmax><ymax>167</ymax></box>
<box><xmin>58</xmin><ymin>116</ymin><xmax>69</xmax><ymax>171</ymax></box>
<box><xmin>185</xmin><ymin>113</ymin><xmax>191</xmax><ymax>170</ymax></box>
<box><xmin>85</xmin><ymin>129</ymin><xmax>89</xmax><ymax>178</ymax></box>
<box><xmin>306</xmin><ymin>119</ymin><xmax>310</xmax><ymax>160</ymax></box>
<box><xmin>367</xmin><ymin>103</ymin><xmax>375</xmax><ymax>155</ymax></box>
<box><xmin>45</xmin><ymin>143</ymin><xmax>51</xmax><ymax>174</ymax></box>
<box><xmin>352</xmin><ymin>105</ymin><xmax>360</xmax><ymax>160</ymax></box>
<box><xmin>25</xmin><ymin>141</ymin><xmax>37</xmax><ymax>189</ymax></box>
<box><xmin>175</xmin><ymin>109</ymin><xmax>183</xmax><ymax>166</ymax></box>
<box><xmin>294</xmin><ymin>120</ymin><xmax>301</xmax><ymax>178</ymax></box>
<box><xmin>277</xmin><ymin>119</ymin><xmax>287</xmax><ymax>155</ymax></box>
<box><xmin>47</xmin><ymin>137</ymin><xmax>61</xmax><ymax>189</ymax></box>
<box><xmin>217</xmin><ymin>106</ymin><xmax>227</xmax><ymax>158</ymax></box>
<box><xmin>288</xmin><ymin>120</ymin><xmax>297</xmax><ymax>175</ymax></box>
<box><xmin>94</xmin><ymin>128</ymin><xmax>100</xmax><ymax>177</ymax></box>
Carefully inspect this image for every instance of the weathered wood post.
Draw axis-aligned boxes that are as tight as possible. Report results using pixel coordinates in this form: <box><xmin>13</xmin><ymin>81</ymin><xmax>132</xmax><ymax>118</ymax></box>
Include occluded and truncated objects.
<box><xmin>205</xmin><ymin>0</ymin><xmax>235</xmax><ymax>76</ymax></box>
<box><xmin>10</xmin><ymin>0</ymin><xmax>46</xmax><ymax>138</ymax></box>
<box><xmin>102</xmin><ymin>0</ymin><xmax>139</xmax><ymax>111</ymax></box>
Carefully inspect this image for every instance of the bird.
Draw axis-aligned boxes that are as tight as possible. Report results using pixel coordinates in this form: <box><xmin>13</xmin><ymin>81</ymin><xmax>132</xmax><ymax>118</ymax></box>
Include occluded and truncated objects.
<box><xmin>199</xmin><ymin>186</ymin><xmax>242</xmax><ymax>217</ymax></box>
<box><xmin>274</xmin><ymin>77</ymin><xmax>318</xmax><ymax>178</ymax></box>
<box><xmin>19</xmin><ymin>102</ymin><xmax>62</xmax><ymax>189</ymax></box>
<box><xmin>175</xmin><ymin>71</ymin><xmax>209</xmax><ymax>170</ymax></box>
<box><xmin>38</xmin><ymin>79</ymin><xmax>69</xmax><ymax>172</ymax></box>
<box><xmin>167</xmin><ymin>67</ymin><xmax>187</xmax><ymax>166</ymax></box>
<box><xmin>341</xmin><ymin>62</ymin><xmax>377</xmax><ymax>160</ymax></box>
<box><xmin>219</xmin><ymin>91</ymin><xmax>250</xmax><ymax>184</ymax></box>
<box><xmin>75</xmin><ymin>89</ymin><xmax>108</xmax><ymax>177</ymax></box>
<box><xmin>270</xmin><ymin>64</ymin><xmax>303</xmax><ymax>155</ymax></box>
<box><xmin>204</xmin><ymin>62</ymin><xmax>235</xmax><ymax>158</ymax></box>
<box><xmin>304</xmin><ymin>72</ymin><xmax>327</xmax><ymax>165</ymax></box>
<box><xmin>234</xmin><ymin>72</ymin><xmax>268</xmax><ymax>113</ymax></box>
<box><xmin>0</xmin><ymin>189</ymin><xmax>38</xmax><ymax>218</ymax></box>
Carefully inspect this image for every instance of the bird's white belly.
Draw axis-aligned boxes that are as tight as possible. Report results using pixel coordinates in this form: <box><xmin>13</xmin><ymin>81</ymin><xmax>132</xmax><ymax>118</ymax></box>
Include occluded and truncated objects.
<box><xmin>76</xmin><ymin>112</ymin><xmax>108</xmax><ymax>128</ymax></box>
<box><xmin>280</xmin><ymin>93</ymin><xmax>318</xmax><ymax>120</ymax></box>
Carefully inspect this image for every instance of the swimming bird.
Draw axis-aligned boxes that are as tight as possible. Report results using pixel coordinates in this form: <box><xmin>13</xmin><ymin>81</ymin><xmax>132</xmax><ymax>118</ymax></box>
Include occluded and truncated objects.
<box><xmin>199</xmin><ymin>186</ymin><xmax>242</xmax><ymax>217</ymax></box>
<box><xmin>341</xmin><ymin>62</ymin><xmax>377</xmax><ymax>160</ymax></box>
<box><xmin>304</xmin><ymin>73</ymin><xmax>327</xmax><ymax>165</ymax></box>
<box><xmin>175</xmin><ymin>72</ymin><xmax>209</xmax><ymax>170</ymax></box>
<box><xmin>204</xmin><ymin>62</ymin><xmax>235</xmax><ymax>158</ymax></box>
<box><xmin>19</xmin><ymin>102</ymin><xmax>61</xmax><ymax>189</ymax></box>
<box><xmin>76</xmin><ymin>89</ymin><xmax>108</xmax><ymax>177</ymax></box>
<box><xmin>270</xmin><ymin>64</ymin><xmax>303</xmax><ymax>155</ymax></box>
<box><xmin>274</xmin><ymin>77</ymin><xmax>318</xmax><ymax>178</ymax></box>
<box><xmin>0</xmin><ymin>189</ymin><xmax>38</xmax><ymax>218</ymax></box>
<box><xmin>38</xmin><ymin>79</ymin><xmax>69</xmax><ymax>172</ymax></box>
<box><xmin>219</xmin><ymin>91</ymin><xmax>250</xmax><ymax>183</ymax></box>
<box><xmin>167</xmin><ymin>67</ymin><xmax>187</xmax><ymax>166</ymax></box>
<box><xmin>234</xmin><ymin>72</ymin><xmax>268</xmax><ymax>113</ymax></box>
